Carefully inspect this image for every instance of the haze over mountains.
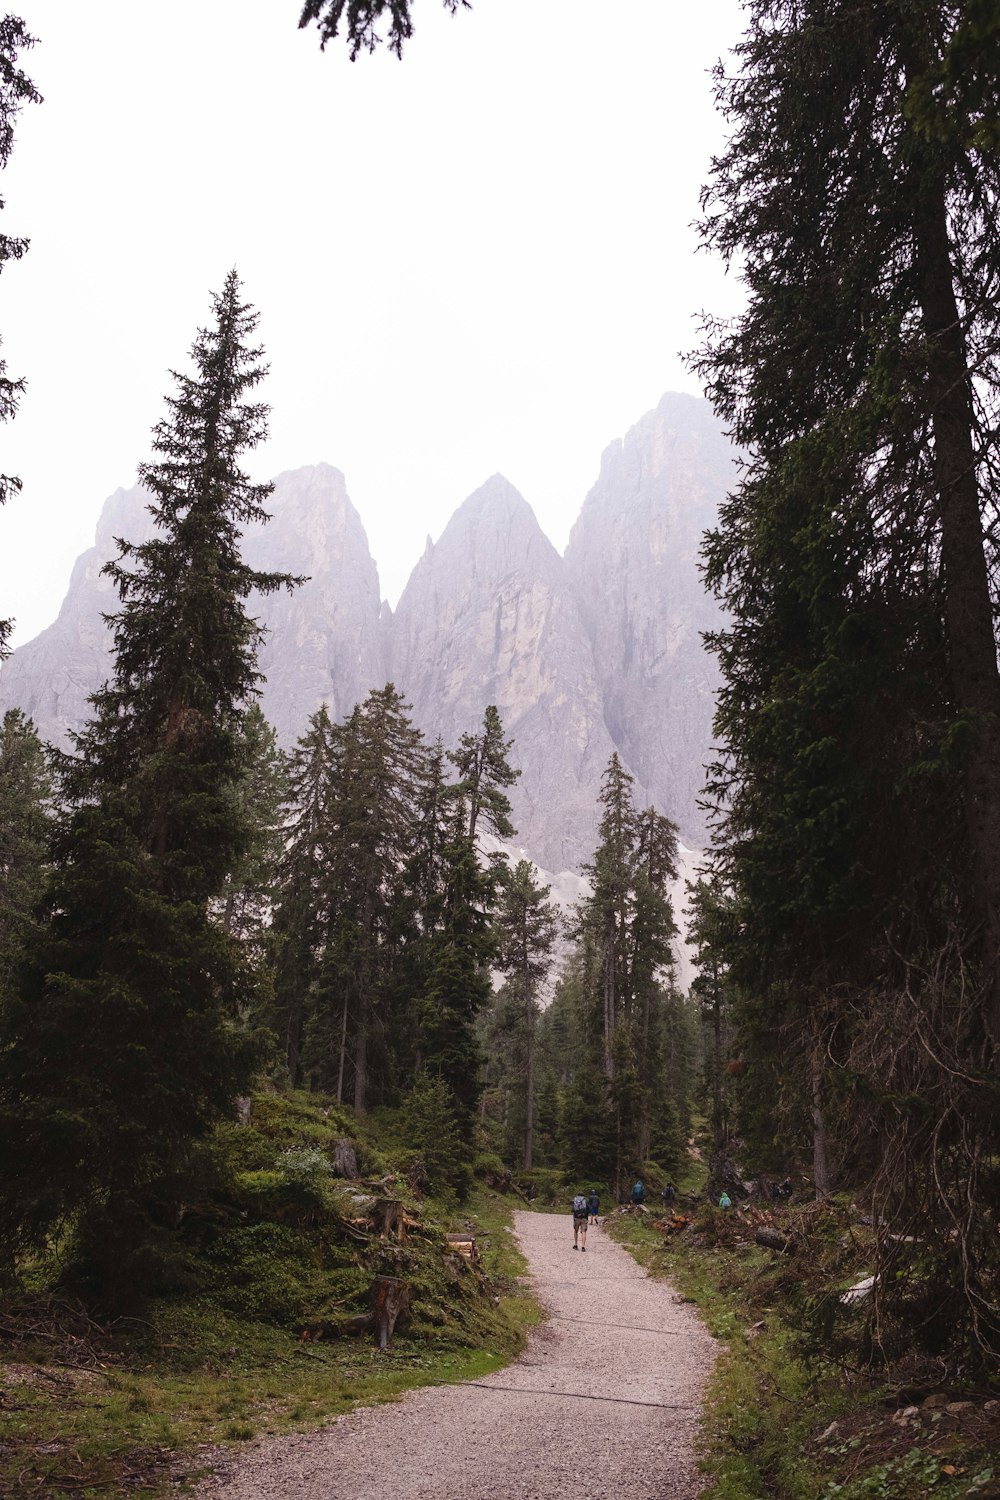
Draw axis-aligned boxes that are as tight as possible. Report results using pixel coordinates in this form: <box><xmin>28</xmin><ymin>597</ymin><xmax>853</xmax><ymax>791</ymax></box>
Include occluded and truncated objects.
<box><xmin>0</xmin><ymin>392</ymin><xmax>733</xmax><ymax>875</ymax></box>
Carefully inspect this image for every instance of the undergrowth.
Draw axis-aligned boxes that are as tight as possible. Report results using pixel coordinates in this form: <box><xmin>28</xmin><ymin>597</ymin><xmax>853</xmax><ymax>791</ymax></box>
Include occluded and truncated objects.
<box><xmin>0</xmin><ymin>1090</ymin><xmax>539</xmax><ymax>1497</ymax></box>
<box><xmin>607</xmin><ymin>1198</ymin><xmax>1000</xmax><ymax>1500</ymax></box>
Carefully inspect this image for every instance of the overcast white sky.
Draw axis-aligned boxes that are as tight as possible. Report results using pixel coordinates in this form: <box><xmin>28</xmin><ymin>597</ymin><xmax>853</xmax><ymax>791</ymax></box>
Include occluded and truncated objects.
<box><xmin>1</xmin><ymin>0</ymin><xmax>747</xmax><ymax>648</ymax></box>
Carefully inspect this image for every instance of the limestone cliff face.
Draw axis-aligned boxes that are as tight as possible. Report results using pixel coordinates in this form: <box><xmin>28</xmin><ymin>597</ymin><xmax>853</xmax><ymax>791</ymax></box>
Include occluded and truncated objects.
<box><xmin>0</xmin><ymin>394</ymin><xmax>733</xmax><ymax>872</ymax></box>
<box><xmin>388</xmin><ymin>474</ymin><xmax>622</xmax><ymax>872</ymax></box>
<box><xmin>0</xmin><ymin>465</ymin><xmax>384</xmax><ymax>750</ymax></box>
<box><xmin>0</xmin><ymin>484</ymin><xmax>154</xmax><ymax>745</ymax></box>
<box><xmin>564</xmin><ymin>392</ymin><xmax>732</xmax><ymax>844</ymax></box>
<box><xmin>243</xmin><ymin>464</ymin><xmax>385</xmax><ymax>744</ymax></box>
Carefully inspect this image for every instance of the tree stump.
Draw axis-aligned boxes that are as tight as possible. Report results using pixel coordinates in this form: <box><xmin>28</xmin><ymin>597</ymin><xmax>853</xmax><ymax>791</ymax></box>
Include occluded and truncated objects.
<box><xmin>333</xmin><ymin>1137</ymin><xmax>359</xmax><ymax>1178</ymax></box>
<box><xmin>374</xmin><ymin>1198</ymin><xmax>406</xmax><ymax>1239</ymax></box>
<box><xmin>371</xmin><ymin>1276</ymin><xmax>411</xmax><ymax>1350</ymax></box>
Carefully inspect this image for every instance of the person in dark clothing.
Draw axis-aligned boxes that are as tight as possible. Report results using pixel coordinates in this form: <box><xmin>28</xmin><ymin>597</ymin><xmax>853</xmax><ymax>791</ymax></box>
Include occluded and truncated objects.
<box><xmin>631</xmin><ymin>1178</ymin><xmax>645</xmax><ymax>1206</ymax></box>
<box><xmin>661</xmin><ymin>1181</ymin><xmax>677</xmax><ymax>1211</ymax></box>
<box><xmin>572</xmin><ymin>1192</ymin><xmax>589</xmax><ymax>1250</ymax></box>
<box><xmin>587</xmin><ymin>1189</ymin><xmax>600</xmax><ymax>1224</ymax></box>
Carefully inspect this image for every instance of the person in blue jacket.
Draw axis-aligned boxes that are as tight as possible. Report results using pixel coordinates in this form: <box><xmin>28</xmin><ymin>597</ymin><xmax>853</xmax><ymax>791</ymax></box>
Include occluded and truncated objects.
<box><xmin>587</xmin><ymin>1188</ymin><xmax>600</xmax><ymax>1224</ymax></box>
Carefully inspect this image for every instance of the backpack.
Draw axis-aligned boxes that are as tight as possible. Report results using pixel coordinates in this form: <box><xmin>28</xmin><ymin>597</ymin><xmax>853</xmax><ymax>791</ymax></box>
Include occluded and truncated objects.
<box><xmin>573</xmin><ymin>1193</ymin><xmax>587</xmax><ymax>1215</ymax></box>
<box><xmin>632</xmin><ymin>1180</ymin><xmax>645</xmax><ymax>1203</ymax></box>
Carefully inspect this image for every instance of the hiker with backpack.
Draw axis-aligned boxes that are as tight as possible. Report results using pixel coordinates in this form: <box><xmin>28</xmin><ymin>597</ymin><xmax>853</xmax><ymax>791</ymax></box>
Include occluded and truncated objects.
<box><xmin>631</xmin><ymin>1177</ymin><xmax>645</xmax><ymax>1207</ymax></box>
<box><xmin>587</xmin><ymin>1188</ymin><xmax>600</xmax><ymax>1224</ymax></box>
<box><xmin>661</xmin><ymin>1181</ymin><xmax>677</xmax><ymax>1212</ymax></box>
<box><xmin>572</xmin><ymin>1191</ymin><xmax>589</xmax><ymax>1250</ymax></box>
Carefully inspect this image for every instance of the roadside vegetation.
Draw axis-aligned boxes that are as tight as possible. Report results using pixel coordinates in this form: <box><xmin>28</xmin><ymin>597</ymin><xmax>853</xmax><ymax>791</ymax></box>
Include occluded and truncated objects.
<box><xmin>608</xmin><ymin>1191</ymin><xmax>1000</xmax><ymax>1500</ymax></box>
<box><xmin>0</xmin><ymin>1091</ymin><xmax>537</xmax><ymax>1498</ymax></box>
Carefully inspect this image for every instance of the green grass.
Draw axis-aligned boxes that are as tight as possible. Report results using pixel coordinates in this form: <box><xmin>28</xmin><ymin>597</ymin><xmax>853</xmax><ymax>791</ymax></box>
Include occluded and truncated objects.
<box><xmin>606</xmin><ymin>1202</ymin><xmax>1000</xmax><ymax>1500</ymax></box>
<box><xmin>0</xmin><ymin>1091</ymin><xmax>541</xmax><ymax>1498</ymax></box>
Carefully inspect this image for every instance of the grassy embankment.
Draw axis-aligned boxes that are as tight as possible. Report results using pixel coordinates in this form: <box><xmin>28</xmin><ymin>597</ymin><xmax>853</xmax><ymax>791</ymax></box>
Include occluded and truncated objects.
<box><xmin>608</xmin><ymin>1194</ymin><xmax>1000</xmax><ymax>1500</ymax></box>
<box><xmin>0</xmin><ymin>1091</ymin><xmax>540</xmax><ymax>1497</ymax></box>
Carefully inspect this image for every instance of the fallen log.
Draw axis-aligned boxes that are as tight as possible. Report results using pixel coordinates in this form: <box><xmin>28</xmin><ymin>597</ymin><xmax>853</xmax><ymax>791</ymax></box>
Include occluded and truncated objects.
<box><xmin>444</xmin><ymin>1233</ymin><xmax>480</xmax><ymax>1265</ymax></box>
<box><xmin>754</xmin><ymin>1227</ymin><xmax>796</xmax><ymax>1253</ymax></box>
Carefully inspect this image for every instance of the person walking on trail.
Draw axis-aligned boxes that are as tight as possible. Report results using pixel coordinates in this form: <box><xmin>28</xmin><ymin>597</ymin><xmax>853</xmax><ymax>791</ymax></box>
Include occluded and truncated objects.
<box><xmin>631</xmin><ymin>1177</ymin><xmax>645</xmax><ymax>1206</ymax></box>
<box><xmin>572</xmin><ymin>1192</ymin><xmax>589</xmax><ymax>1250</ymax></box>
<box><xmin>661</xmin><ymin>1181</ymin><xmax>677</xmax><ymax>1212</ymax></box>
<box><xmin>587</xmin><ymin>1188</ymin><xmax>600</xmax><ymax>1224</ymax></box>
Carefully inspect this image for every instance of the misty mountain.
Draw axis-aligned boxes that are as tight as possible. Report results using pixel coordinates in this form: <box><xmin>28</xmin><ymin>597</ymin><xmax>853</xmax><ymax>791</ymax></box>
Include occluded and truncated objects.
<box><xmin>388</xmin><ymin>473</ymin><xmax>621</xmax><ymax>872</ymax></box>
<box><xmin>564</xmin><ymin>391</ymin><xmax>731</xmax><ymax>844</ymax></box>
<box><xmin>0</xmin><ymin>393</ymin><xmax>735</xmax><ymax>874</ymax></box>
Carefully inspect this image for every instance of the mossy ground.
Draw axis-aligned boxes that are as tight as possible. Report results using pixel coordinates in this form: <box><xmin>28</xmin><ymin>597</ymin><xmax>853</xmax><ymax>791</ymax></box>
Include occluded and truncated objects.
<box><xmin>0</xmin><ymin>1092</ymin><xmax>540</xmax><ymax>1498</ymax></box>
<box><xmin>607</xmin><ymin>1200</ymin><xmax>1000</xmax><ymax>1500</ymax></box>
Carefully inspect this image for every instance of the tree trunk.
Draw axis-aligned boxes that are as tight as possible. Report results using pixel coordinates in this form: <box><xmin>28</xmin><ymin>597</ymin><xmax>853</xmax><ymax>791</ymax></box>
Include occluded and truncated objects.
<box><xmin>907</xmin><ymin>63</ymin><xmax>1000</xmax><ymax>1054</ymax></box>
<box><xmin>336</xmin><ymin>990</ymin><xmax>349</xmax><ymax>1103</ymax></box>
<box><xmin>712</xmin><ymin>961</ymin><xmax>725</xmax><ymax>1147</ymax></box>
<box><xmin>524</xmin><ymin>1008</ymin><xmax>535</xmax><ymax>1171</ymax></box>
<box><xmin>812</xmin><ymin>1050</ymin><xmax>833</xmax><ymax>1198</ymax></box>
<box><xmin>353</xmin><ymin>996</ymin><xmax>367</xmax><ymax>1114</ymax></box>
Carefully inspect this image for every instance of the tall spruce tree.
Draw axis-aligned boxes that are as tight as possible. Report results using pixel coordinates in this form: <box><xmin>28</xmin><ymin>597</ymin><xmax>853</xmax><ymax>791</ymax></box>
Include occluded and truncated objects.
<box><xmin>0</xmin><ymin>18</ymin><xmax>40</xmax><ymax>656</ymax></box>
<box><xmin>0</xmin><ymin>708</ymin><xmax>51</xmax><ymax>988</ymax></box>
<box><xmin>695</xmin><ymin>1</ymin><xmax>1000</xmax><ymax>1353</ymax></box>
<box><xmin>269</xmin><ymin>705</ymin><xmax>337</xmax><ymax>1086</ymax></box>
<box><xmin>448</xmin><ymin>704</ymin><xmax>519</xmax><ymax>845</ymax></box>
<box><xmin>494</xmin><ymin>859</ymin><xmax>558</xmax><ymax>1169</ymax></box>
<box><xmin>317</xmin><ymin>685</ymin><xmax>428</xmax><ymax>1110</ymax></box>
<box><xmin>571</xmin><ymin>756</ymin><xmax>679</xmax><ymax>1188</ymax></box>
<box><xmin>0</xmin><ymin>273</ymin><xmax>297</xmax><ymax>1278</ymax></box>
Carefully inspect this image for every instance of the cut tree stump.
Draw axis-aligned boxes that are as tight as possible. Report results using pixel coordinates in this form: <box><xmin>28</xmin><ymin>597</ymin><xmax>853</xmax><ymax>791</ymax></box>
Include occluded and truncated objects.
<box><xmin>333</xmin><ymin>1138</ymin><xmax>359</xmax><ymax>1178</ymax></box>
<box><xmin>374</xmin><ymin>1198</ymin><xmax>406</xmax><ymax>1239</ymax></box>
<box><xmin>371</xmin><ymin>1276</ymin><xmax>411</xmax><ymax>1350</ymax></box>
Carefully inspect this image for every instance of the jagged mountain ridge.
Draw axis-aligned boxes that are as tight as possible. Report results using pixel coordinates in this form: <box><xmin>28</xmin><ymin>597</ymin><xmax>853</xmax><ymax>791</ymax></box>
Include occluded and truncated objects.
<box><xmin>0</xmin><ymin>394</ymin><xmax>735</xmax><ymax>872</ymax></box>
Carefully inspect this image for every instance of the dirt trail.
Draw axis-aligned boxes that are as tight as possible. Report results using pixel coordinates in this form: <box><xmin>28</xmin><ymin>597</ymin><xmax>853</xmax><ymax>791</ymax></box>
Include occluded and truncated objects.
<box><xmin>196</xmin><ymin>1209</ymin><xmax>716</xmax><ymax>1500</ymax></box>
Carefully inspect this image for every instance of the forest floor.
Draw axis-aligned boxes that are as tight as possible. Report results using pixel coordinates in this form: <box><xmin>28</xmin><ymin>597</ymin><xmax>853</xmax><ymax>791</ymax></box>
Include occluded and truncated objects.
<box><xmin>192</xmin><ymin>1208</ymin><xmax>717</xmax><ymax>1500</ymax></box>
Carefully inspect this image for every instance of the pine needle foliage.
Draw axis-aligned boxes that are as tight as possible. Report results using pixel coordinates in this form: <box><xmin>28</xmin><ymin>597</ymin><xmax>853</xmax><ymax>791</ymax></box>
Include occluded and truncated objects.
<box><xmin>693</xmin><ymin>1</ymin><xmax>1000</xmax><ymax>1360</ymax></box>
<box><xmin>0</xmin><ymin>17</ymin><xmax>41</xmax><ymax>652</ymax></box>
<box><xmin>298</xmin><ymin>0</ymin><xmax>470</xmax><ymax>60</ymax></box>
<box><xmin>0</xmin><ymin>274</ymin><xmax>298</xmax><ymax>1286</ymax></box>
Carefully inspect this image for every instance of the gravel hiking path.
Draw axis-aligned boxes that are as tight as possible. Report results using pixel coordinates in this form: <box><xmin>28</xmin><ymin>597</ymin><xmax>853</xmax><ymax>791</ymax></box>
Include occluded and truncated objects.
<box><xmin>195</xmin><ymin>1208</ymin><xmax>716</xmax><ymax>1500</ymax></box>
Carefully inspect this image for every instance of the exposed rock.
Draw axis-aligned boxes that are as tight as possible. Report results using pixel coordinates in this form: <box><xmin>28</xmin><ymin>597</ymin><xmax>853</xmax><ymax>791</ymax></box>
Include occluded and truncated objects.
<box><xmin>0</xmin><ymin>484</ymin><xmax>154</xmax><ymax>745</ymax></box>
<box><xmin>564</xmin><ymin>391</ymin><xmax>735</xmax><ymax>844</ymax></box>
<box><xmin>0</xmin><ymin>466</ymin><xmax>385</xmax><ymax>753</ymax></box>
<box><xmin>389</xmin><ymin>474</ymin><xmax>623</xmax><ymax>872</ymax></box>
<box><xmin>243</xmin><ymin>464</ymin><xmax>385</xmax><ymax>745</ymax></box>
<box><xmin>0</xmin><ymin>393</ymin><xmax>736</xmax><ymax>881</ymax></box>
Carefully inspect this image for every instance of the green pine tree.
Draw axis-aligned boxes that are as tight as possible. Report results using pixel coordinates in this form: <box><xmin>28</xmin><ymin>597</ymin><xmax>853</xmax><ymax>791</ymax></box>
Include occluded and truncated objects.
<box><xmin>494</xmin><ymin>859</ymin><xmax>558</xmax><ymax>1168</ymax></box>
<box><xmin>0</xmin><ymin>708</ymin><xmax>52</xmax><ymax>988</ymax></box>
<box><xmin>0</xmin><ymin>18</ymin><xmax>41</xmax><ymax>656</ymax></box>
<box><xmin>448</xmin><ymin>704</ymin><xmax>519</xmax><ymax>844</ymax></box>
<box><xmin>0</xmin><ymin>273</ymin><xmax>297</xmax><ymax>1282</ymax></box>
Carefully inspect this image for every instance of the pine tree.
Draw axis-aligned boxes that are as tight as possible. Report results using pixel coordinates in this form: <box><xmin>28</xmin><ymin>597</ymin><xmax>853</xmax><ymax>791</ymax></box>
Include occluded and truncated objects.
<box><xmin>214</xmin><ymin>706</ymin><xmax>287</xmax><ymax>959</ymax></box>
<box><xmin>413</xmin><ymin>800</ymin><xmax>494</xmax><ymax>1128</ymax></box>
<box><xmin>494</xmin><ymin>859</ymin><xmax>558</xmax><ymax>1169</ymax></box>
<box><xmin>573</xmin><ymin>756</ymin><xmax>678</xmax><ymax>1188</ymax></box>
<box><xmin>0</xmin><ymin>18</ymin><xmax>41</xmax><ymax>655</ymax></box>
<box><xmin>0</xmin><ymin>709</ymin><xmax>51</xmax><ymax>987</ymax></box>
<box><xmin>694</xmin><ymin>1</ymin><xmax>1000</xmax><ymax>1352</ymax></box>
<box><xmin>269</xmin><ymin>705</ymin><xmax>337</xmax><ymax>1084</ymax></box>
<box><xmin>318</xmin><ymin>685</ymin><xmax>428</xmax><ymax>1110</ymax></box>
<box><xmin>0</xmin><ymin>273</ymin><xmax>297</xmax><ymax>1278</ymax></box>
<box><xmin>448</xmin><ymin>704</ymin><xmax>519</xmax><ymax>844</ymax></box>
